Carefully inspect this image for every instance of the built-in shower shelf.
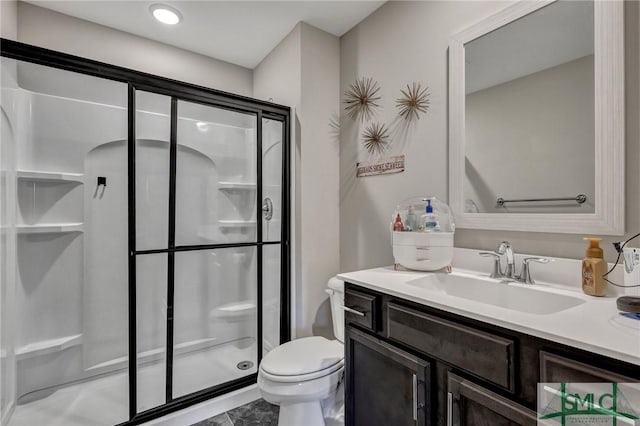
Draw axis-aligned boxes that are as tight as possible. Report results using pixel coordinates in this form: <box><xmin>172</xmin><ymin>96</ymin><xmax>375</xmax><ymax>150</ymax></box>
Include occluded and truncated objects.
<box><xmin>16</xmin><ymin>334</ymin><xmax>82</xmax><ymax>361</ymax></box>
<box><xmin>17</xmin><ymin>170</ymin><xmax>84</xmax><ymax>183</ymax></box>
<box><xmin>219</xmin><ymin>220</ymin><xmax>257</xmax><ymax>228</ymax></box>
<box><xmin>17</xmin><ymin>223</ymin><xmax>84</xmax><ymax>234</ymax></box>
<box><xmin>210</xmin><ymin>301</ymin><xmax>256</xmax><ymax>322</ymax></box>
<box><xmin>218</xmin><ymin>181</ymin><xmax>257</xmax><ymax>190</ymax></box>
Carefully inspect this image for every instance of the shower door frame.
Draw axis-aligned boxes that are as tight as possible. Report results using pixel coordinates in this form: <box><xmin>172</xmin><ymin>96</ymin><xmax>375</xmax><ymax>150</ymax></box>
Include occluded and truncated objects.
<box><xmin>1</xmin><ymin>39</ymin><xmax>291</xmax><ymax>426</ymax></box>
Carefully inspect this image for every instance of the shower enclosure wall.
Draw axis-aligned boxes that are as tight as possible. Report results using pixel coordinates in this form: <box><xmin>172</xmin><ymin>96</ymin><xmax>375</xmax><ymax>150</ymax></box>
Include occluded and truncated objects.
<box><xmin>0</xmin><ymin>40</ymin><xmax>290</xmax><ymax>426</ymax></box>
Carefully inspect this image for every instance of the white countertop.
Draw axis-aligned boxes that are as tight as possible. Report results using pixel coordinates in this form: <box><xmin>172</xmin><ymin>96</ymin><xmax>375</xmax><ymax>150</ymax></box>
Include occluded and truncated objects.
<box><xmin>337</xmin><ymin>261</ymin><xmax>640</xmax><ymax>366</ymax></box>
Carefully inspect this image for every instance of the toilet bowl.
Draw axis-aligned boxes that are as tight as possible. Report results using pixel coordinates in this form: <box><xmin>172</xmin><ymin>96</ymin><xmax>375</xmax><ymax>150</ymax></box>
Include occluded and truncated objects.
<box><xmin>257</xmin><ymin>277</ymin><xmax>345</xmax><ymax>426</ymax></box>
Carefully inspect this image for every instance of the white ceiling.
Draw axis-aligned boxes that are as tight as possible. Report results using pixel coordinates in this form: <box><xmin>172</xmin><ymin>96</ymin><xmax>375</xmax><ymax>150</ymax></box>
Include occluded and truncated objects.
<box><xmin>25</xmin><ymin>1</ymin><xmax>385</xmax><ymax>69</ymax></box>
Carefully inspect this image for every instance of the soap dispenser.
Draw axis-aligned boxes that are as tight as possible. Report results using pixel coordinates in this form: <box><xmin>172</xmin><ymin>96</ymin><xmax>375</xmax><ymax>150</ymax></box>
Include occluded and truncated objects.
<box><xmin>582</xmin><ymin>237</ymin><xmax>607</xmax><ymax>297</ymax></box>
<box><xmin>420</xmin><ymin>199</ymin><xmax>438</xmax><ymax>231</ymax></box>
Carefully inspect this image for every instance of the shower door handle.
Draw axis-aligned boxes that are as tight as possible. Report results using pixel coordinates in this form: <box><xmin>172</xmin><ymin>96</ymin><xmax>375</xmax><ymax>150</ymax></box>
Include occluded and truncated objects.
<box><xmin>262</xmin><ymin>197</ymin><xmax>273</xmax><ymax>221</ymax></box>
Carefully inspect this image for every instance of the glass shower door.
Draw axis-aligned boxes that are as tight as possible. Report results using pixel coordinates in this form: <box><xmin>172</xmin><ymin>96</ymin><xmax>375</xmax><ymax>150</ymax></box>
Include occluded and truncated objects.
<box><xmin>134</xmin><ymin>90</ymin><xmax>171</xmax><ymax>413</ymax></box>
<box><xmin>1</xmin><ymin>57</ymin><xmax>130</xmax><ymax>426</ymax></box>
<box><xmin>261</xmin><ymin>117</ymin><xmax>285</xmax><ymax>355</ymax></box>
<box><xmin>131</xmin><ymin>93</ymin><xmax>288</xmax><ymax>407</ymax></box>
<box><xmin>172</xmin><ymin>100</ymin><xmax>259</xmax><ymax>398</ymax></box>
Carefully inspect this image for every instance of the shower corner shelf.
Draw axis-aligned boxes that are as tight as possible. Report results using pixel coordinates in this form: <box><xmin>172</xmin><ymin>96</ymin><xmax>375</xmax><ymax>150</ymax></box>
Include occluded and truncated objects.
<box><xmin>218</xmin><ymin>181</ymin><xmax>257</xmax><ymax>190</ymax></box>
<box><xmin>16</xmin><ymin>334</ymin><xmax>82</xmax><ymax>361</ymax></box>
<box><xmin>17</xmin><ymin>223</ymin><xmax>84</xmax><ymax>234</ymax></box>
<box><xmin>197</xmin><ymin>221</ymin><xmax>256</xmax><ymax>240</ymax></box>
<box><xmin>17</xmin><ymin>170</ymin><xmax>84</xmax><ymax>183</ymax></box>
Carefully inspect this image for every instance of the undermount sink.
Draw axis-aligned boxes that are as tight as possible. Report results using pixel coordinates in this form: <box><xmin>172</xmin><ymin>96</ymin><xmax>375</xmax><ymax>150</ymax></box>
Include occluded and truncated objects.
<box><xmin>406</xmin><ymin>272</ymin><xmax>585</xmax><ymax>315</ymax></box>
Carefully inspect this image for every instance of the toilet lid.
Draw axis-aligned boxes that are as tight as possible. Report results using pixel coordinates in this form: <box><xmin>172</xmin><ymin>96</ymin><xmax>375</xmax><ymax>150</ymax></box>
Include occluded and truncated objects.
<box><xmin>260</xmin><ymin>336</ymin><xmax>344</xmax><ymax>376</ymax></box>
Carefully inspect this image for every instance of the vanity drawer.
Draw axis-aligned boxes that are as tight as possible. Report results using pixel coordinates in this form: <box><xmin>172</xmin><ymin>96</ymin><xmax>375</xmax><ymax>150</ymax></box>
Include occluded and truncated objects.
<box><xmin>540</xmin><ymin>351</ymin><xmax>637</xmax><ymax>383</ymax></box>
<box><xmin>344</xmin><ymin>287</ymin><xmax>380</xmax><ymax>332</ymax></box>
<box><xmin>387</xmin><ymin>302</ymin><xmax>515</xmax><ymax>392</ymax></box>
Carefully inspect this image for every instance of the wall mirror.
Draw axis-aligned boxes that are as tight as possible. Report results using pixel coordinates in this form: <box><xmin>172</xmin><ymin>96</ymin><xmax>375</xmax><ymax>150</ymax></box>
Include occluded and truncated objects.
<box><xmin>448</xmin><ymin>0</ymin><xmax>624</xmax><ymax>235</ymax></box>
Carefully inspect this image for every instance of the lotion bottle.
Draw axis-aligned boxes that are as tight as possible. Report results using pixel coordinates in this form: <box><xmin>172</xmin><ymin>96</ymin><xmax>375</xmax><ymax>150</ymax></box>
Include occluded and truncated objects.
<box><xmin>582</xmin><ymin>237</ymin><xmax>607</xmax><ymax>297</ymax></box>
<box><xmin>420</xmin><ymin>199</ymin><xmax>438</xmax><ymax>231</ymax></box>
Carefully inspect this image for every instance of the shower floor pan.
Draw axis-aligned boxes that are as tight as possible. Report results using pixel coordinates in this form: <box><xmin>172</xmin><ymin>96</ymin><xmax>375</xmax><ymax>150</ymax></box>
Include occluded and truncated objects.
<box><xmin>8</xmin><ymin>339</ymin><xmax>257</xmax><ymax>426</ymax></box>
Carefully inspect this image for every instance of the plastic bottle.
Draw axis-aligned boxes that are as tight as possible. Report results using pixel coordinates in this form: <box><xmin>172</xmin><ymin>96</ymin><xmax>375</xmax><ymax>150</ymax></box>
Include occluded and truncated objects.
<box><xmin>406</xmin><ymin>206</ymin><xmax>417</xmax><ymax>231</ymax></box>
<box><xmin>393</xmin><ymin>213</ymin><xmax>404</xmax><ymax>232</ymax></box>
<box><xmin>420</xmin><ymin>199</ymin><xmax>438</xmax><ymax>231</ymax></box>
<box><xmin>582</xmin><ymin>237</ymin><xmax>607</xmax><ymax>297</ymax></box>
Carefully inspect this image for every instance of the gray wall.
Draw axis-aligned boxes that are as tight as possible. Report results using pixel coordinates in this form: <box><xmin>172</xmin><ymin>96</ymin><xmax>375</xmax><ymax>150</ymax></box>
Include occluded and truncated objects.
<box><xmin>1</xmin><ymin>0</ymin><xmax>17</xmax><ymax>40</ymax></box>
<box><xmin>340</xmin><ymin>0</ymin><xmax>640</xmax><ymax>269</ymax></box>
<box><xmin>16</xmin><ymin>2</ymin><xmax>253</xmax><ymax>96</ymax></box>
<box><xmin>254</xmin><ymin>23</ymin><xmax>302</xmax><ymax>107</ymax></box>
<box><xmin>299</xmin><ymin>23</ymin><xmax>340</xmax><ymax>338</ymax></box>
<box><xmin>254</xmin><ymin>23</ymin><xmax>340</xmax><ymax>339</ymax></box>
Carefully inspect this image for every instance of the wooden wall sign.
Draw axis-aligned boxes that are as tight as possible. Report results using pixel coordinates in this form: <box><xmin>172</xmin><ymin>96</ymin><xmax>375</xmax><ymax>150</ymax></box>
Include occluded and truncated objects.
<box><xmin>356</xmin><ymin>155</ymin><xmax>405</xmax><ymax>177</ymax></box>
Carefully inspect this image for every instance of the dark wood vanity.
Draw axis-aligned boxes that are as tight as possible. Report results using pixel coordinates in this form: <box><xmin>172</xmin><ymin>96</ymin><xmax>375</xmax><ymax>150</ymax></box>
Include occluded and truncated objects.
<box><xmin>344</xmin><ymin>283</ymin><xmax>640</xmax><ymax>426</ymax></box>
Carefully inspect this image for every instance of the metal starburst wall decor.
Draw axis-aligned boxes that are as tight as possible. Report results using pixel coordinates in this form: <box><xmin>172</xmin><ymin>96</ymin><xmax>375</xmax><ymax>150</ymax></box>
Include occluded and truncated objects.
<box><xmin>396</xmin><ymin>82</ymin><xmax>430</xmax><ymax>121</ymax></box>
<box><xmin>343</xmin><ymin>77</ymin><xmax>381</xmax><ymax>122</ymax></box>
<box><xmin>362</xmin><ymin>122</ymin><xmax>390</xmax><ymax>155</ymax></box>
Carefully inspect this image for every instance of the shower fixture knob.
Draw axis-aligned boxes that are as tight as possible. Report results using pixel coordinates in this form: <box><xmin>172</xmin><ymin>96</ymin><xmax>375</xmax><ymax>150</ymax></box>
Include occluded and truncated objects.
<box><xmin>263</xmin><ymin>197</ymin><xmax>273</xmax><ymax>221</ymax></box>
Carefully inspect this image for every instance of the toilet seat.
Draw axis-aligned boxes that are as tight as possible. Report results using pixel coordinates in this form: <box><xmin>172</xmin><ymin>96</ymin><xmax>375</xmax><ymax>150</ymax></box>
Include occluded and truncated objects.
<box><xmin>260</xmin><ymin>359</ymin><xmax>344</xmax><ymax>383</ymax></box>
<box><xmin>259</xmin><ymin>336</ymin><xmax>344</xmax><ymax>383</ymax></box>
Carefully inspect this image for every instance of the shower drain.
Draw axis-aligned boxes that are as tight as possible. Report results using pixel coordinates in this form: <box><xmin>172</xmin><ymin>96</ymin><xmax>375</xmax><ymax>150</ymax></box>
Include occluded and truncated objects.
<box><xmin>237</xmin><ymin>360</ymin><xmax>254</xmax><ymax>370</ymax></box>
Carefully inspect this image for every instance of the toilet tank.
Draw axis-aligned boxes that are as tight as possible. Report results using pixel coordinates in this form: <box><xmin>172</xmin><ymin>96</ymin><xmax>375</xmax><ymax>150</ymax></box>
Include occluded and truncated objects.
<box><xmin>327</xmin><ymin>277</ymin><xmax>345</xmax><ymax>343</ymax></box>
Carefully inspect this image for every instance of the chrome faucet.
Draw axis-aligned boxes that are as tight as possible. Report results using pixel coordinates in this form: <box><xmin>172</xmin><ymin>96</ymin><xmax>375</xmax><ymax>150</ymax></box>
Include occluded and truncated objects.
<box><xmin>496</xmin><ymin>241</ymin><xmax>515</xmax><ymax>279</ymax></box>
<box><xmin>479</xmin><ymin>241</ymin><xmax>549</xmax><ymax>284</ymax></box>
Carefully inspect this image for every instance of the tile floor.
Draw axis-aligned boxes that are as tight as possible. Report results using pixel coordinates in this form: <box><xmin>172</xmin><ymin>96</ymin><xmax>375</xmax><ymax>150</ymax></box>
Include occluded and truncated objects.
<box><xmin>192</xmin><ymin>399</ymin><xmax>279</xmax><ymax>426</ymax></box>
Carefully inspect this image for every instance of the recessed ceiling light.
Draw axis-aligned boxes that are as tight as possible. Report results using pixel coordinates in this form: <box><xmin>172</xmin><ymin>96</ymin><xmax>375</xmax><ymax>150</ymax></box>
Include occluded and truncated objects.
<box><xmin>150</xmin><ymin>4</ymin><xmax>182</xmax><ymax>25</ymax></box>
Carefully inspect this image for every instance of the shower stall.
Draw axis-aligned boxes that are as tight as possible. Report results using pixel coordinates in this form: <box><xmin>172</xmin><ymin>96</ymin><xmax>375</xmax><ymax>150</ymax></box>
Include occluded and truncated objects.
<box><xmin>0</xmin><ymin>40</ymin><xmax>290</xmax><ymax>426</ymax></box>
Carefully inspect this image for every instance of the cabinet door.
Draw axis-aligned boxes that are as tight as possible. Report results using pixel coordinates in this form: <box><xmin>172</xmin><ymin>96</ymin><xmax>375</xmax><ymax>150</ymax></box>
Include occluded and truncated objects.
<box><xmin>447</xmin><ymin>373</ymin><xmax>537</xmax><ymax>426</ymax></box>
<box><xmin>346</xmin><ymin>326</ymin><xmax>431</xmax><ymax>426</ymax></box>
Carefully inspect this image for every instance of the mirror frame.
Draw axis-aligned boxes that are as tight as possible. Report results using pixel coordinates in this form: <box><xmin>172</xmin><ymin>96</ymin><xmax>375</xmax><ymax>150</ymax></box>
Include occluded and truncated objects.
<box><xmin>448</xmin><ymin>0</ymin><xmax>624</xmax><ymax>235</ymax></box>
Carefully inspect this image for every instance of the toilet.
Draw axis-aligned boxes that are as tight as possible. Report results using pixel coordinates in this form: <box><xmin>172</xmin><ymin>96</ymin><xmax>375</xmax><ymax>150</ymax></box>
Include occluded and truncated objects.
<box><xmin>257</xmin><ymin>277</ymin><xmax>345</xmax><ymax>426</ymax></box>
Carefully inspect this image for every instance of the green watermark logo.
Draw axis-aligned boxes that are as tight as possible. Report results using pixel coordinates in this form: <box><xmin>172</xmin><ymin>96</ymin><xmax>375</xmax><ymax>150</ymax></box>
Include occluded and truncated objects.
<box><xmin>538</xmin><ymin>383</ymin><xmax>640</xmax><ymax>425</ymax></box>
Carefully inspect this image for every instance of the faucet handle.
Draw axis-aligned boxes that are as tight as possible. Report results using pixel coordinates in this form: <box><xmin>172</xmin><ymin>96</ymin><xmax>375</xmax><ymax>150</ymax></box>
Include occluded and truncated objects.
<box><xmin>518</xmin><ymin>257</ymin><xmax>550</xmax><ymax>284</ymax></box>
<box><xmin>479</xmin><ymin>251</ymin><xmax>500</xmax><ymax>258</ymax></box>
<box><xmin>523</xmin><ymin>257</ymin><xmax>550</xmax><ymax>266</ymax></box>
<box><xmin>479</xmin><ymin>252</ymin><xmax>503</xmax><ymax>279</ymax></box>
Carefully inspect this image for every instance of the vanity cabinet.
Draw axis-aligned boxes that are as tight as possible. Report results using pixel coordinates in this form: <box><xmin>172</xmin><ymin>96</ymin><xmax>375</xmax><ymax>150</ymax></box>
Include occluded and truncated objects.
<box><xmin>345</xmin><ymin>326</ymin><xmax>430</xmax><ymax>426</ymax></box>
<box><xmin>344</xmin><ymin>283</ymin><xmax>640</xmax><ymax>426</ymax></box>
